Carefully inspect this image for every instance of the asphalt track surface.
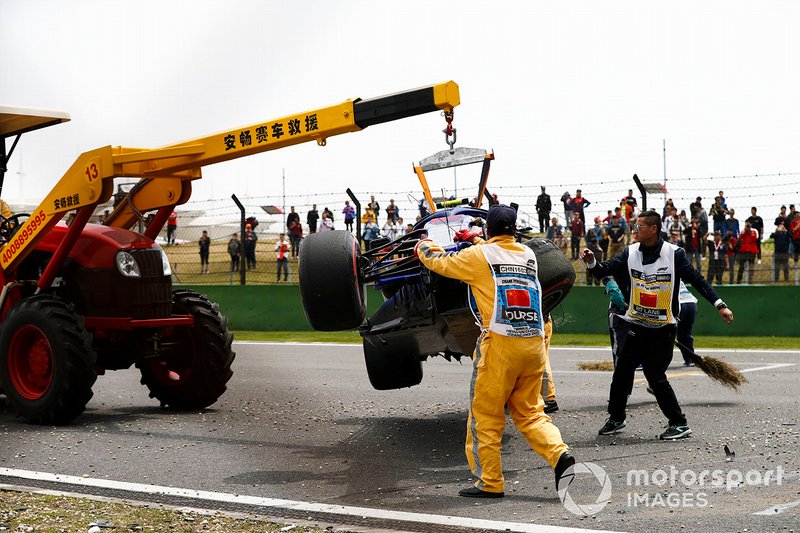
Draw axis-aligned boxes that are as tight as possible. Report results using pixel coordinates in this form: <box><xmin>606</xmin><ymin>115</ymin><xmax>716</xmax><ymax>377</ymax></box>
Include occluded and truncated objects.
<box><xmin>1</xmin><ymin>341</ymin><xmax>798</xmax><ymax>532</ymax></box>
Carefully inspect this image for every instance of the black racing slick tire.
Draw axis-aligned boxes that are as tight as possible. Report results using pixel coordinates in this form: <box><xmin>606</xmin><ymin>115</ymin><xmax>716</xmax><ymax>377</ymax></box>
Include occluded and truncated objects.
<box><xmin>523</xmin><ymin>238</ymin><xmax>576</xmax><ymax>316</ymax></box>
<box><xmin>138</xmin><ymin>290</ymin><xmax>234</xmax><ymax>409</ymax></box>
<box><xmin>0</xmin><ymin>295</ymin><xmax>97</xmax><ymax>425</ymax></box>
<box><xmin>363</xmin><ymin>339</ymin><xmax>423</xmax><ymax>390</ymax></box>
<box><xmin>299</xmin><ymin>230</ymin><xmax>366</xmax><ymax>331</ymax></box>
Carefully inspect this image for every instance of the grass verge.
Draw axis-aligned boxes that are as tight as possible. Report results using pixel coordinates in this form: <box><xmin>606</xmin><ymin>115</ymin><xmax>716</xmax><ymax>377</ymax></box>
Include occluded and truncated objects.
<box><xmin>233</xmin><ymin>330</ymin><xmax>800</xmax><ymax>350</ymax></box>
<box><xmin>0</xmin><ymin>490</ymin><xmax>336</xmax><ymax>532</ymax></box>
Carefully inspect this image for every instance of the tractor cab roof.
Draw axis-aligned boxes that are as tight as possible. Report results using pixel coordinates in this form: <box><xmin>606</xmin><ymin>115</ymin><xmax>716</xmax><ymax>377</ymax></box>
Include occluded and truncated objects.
<box><xmin>0</xmin><ymin>105</ymin><xmax>70</xmax><ymax>139</ymax></box>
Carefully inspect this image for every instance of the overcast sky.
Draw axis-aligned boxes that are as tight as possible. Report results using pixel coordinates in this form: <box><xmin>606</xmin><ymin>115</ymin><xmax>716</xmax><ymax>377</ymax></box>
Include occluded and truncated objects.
<box><xmin>2</xmin><ymin>0</ymin><xmax>799</xmax><ymax>226</ymax></box>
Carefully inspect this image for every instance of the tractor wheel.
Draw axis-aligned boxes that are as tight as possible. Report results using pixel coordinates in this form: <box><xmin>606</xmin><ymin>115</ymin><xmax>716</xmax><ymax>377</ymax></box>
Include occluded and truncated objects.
<box><xmin>299</xmin><ymin>230</ymin><xmax>366</xmax><ymax>331</ymax></box>
<box><xmin>363</xmin><ymin>339</ymin><xmax>423</xmax><ymax>390</ymax></box>
<box><xmin>0</xmin><ymin>295</ymin><xmax>97</xmax><ymax>424</ymax></box>
<box><xmin>523</xmin><ymin>238</ymin><xmax>577</xmax><ymax>316</ymax></box>
<box><xmin>138</xmin><ymin>290</ymin><xmax>234</xmax><ymax>409</ymax></box>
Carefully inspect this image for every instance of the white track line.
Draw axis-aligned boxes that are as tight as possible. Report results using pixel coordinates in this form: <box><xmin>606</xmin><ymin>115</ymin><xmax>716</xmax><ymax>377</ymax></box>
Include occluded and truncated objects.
<box><xmin>0</xmin><ymin>468</ymin><xmax>620</xmax><ymax>533</ymax></box>
<box><xmin>753</xmin><ymin>499</ymin><xmax>800</xmax><ymax>515</ymax></box>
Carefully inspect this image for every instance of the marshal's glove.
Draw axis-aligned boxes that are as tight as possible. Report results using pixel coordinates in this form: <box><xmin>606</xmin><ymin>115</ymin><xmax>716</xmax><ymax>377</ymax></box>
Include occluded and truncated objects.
<box><xmin>453</xmin><ymin>228</ymin><xmax>482</xmax><ymax>243</ymax></box>
<box><xmin>413</xmin><ymin>238</ymin><xmax>432</xmax><ymax>259</ymax></box>
<box><xmin>604</xmin><ymin>279</ymin><xmax>627</xmax><ymax>309</ymax></box>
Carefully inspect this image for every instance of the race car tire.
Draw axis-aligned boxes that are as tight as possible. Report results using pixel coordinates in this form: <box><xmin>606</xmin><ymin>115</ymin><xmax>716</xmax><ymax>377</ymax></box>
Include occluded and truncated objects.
<box><xmin>523</xmin><ymin>238</ymin><xmax>576</xmax><ymax>316</ymax></box>
<box><xmin>363</xmin><ymin>339</ymin><xmax>423</xmax><ymax>390</ymax></box>
<box><xmin>299</xmin><ymin>230</ymin><xmax>366</xmax><ymax>331</ymax></box>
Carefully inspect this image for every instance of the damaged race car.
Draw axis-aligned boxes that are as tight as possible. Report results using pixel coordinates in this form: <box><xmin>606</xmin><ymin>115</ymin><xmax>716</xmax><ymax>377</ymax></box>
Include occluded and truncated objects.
<box><xmin>298</xmin><ymin>148</ymin><xmax>575</xmax><ymax>390</ymax></box>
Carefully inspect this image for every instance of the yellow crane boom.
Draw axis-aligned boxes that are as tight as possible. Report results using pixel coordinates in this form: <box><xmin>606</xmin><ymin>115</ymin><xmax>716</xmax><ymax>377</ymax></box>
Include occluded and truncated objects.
<box><xmin>0</xmin><ymin>81</ymin><xmax>460</xmax><ymax>274</ymax></box>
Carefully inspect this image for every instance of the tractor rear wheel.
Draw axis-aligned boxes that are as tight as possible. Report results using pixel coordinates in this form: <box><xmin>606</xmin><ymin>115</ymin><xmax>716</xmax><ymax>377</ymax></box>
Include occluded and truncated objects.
<box><xmin>299</xmin><ymin>230</ymin><xmax>366</xmax><ymax>331</ymax></box>
<box><xmin>0</xmin><ymin>295</ymin><xmax>96</xmax><ymax>424</ymax></box>
<box><xmin>138</xmin><ymin>290</ymin><xmax>234</xmax><ymax>409</ymax></box>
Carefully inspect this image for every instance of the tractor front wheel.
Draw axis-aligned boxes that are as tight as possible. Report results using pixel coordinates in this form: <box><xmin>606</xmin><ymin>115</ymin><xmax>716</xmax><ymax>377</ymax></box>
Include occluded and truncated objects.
<box><xmin>0</xmin><ymin>295</ymin><xmax>97</xmax><ymax>424</ymax></box>
<box><xmin>138</xmin><ymin>290</ymin><xmax>234</xmax><ymax>409</ymax></box>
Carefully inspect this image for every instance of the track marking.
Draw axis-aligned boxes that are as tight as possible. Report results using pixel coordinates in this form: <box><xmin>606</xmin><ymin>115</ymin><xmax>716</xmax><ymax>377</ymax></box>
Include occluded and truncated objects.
<box><xmin>0</xmin><ymin>468</ymin><xmax>622</xmax><ymax>533</ymax></box>
<box><xmin>753</xmin><ymin>499</ymin><xmax>800</xmax><ymax>515</ymax></box>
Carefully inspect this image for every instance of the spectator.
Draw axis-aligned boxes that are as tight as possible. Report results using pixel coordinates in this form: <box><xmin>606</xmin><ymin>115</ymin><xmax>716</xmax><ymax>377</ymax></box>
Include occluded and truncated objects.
<box><xmin>723</xmin><ymin>229</ymin><xmax>738</xmax><ymax>284</ymax></box>
<box><xmin>602</xmin><ymin>209</ymin><xmax>613</xmax><ymax>224</ymax></box>
<box><xmin>546</xmin><ymin>216</ymin><xmax>567</xmax><ymax>254</ymax></box>
<box><xmin>696</xmin><ymin>202</ymin><xmax>709</xmax><ymax>256</ymax></box>
<box><xmin>286</xmin><ymin>206</ymin><xmax>300</xmax><ymax>231</ymax></box>
<box><xmin>385</xmin><ymin>198</ymin><xmax>400</xmax><ymax>223</ymax></box>
<box><xmin>620</xmin><ymin>199</ymin><xmax>635</xmax><ymax>243</ymax></box>
<box><xmin>669</xmin><ymin>231</ymin><xmax>684</xmax><ymax>248</ymax></box>
<box><xmin>569</xmin><ymin>211</ymin><xmax>585</xmax><ymax>260</ymax></box>
<box><xmin>560</xmin><ymin>191</ymin><xmax>573</xmax><ymax>223</ymax></box>
<box><xmin>307</xmin><ymin>204</ymin><xmax>319</xmax><ymax>234</ymax></box>
<box><xmin>705</xmin><ymin>231</ymin><xmax>726</xmax><ymax>284</ymax></box>
<box><xmin>745</xmin><ymin>207</ymin><xmax>764</xmax><ymax>263</ymax></box>
<box><xmin>243</xmin><ymin>223</ymin><xmax>258</xmax><ymax>270</ymax></box>
<box><xmin>323</xmin><ymin>207</ymin><xmax>335</xmax><ymax>224</ymax></box>
<box><xmin>342</xmin><ymin>201</ymin><xmax>355</xmax><ymax>232</ymax></box>
<box><xmin>288</xmin><ymin>216</ymin><xmax>303</xmax><ymax>258</ymax></box>
<box><xmin>571</xmin><ymin>189</ymin><xmax>591</xmax><ymax>223</ymax></box>
<box><xmin>790</xmin><ymin>212</ymin><xmax>800</xmax><ymax>263</ymax></box>
<box><xmin>718</xmin><ymin>191</ymin><xmax>727</xmax><ymax>209</ymax></box>
<box><xmin>367</xmin><ymin>195</ymin><xmax>380</xmax><ymax>223</ymax></box>
<box><xmin>599</xmin><ymin>216</ymin><xmax>610</xmax><ymax>260</ymax></box>
<box><xmin>607</xmin><ymin>209</ymin><xmax>626</xmax><ymax>259</ymax></box>
<box><xmin>710</xmin><ymin>197</ymin><xmax>728</xmax><ymax>234</ymax></box>
<box><xmin>676</xmin><ymin>210</ymin><xmax>689</xmax><ymax>234</ymax></box>
<box><xmin>661</xmin><ymin>207</ymin><xmax>676</xmax><ymax>238</ymax></box>
<box><xmin>621</xmin><ymin>189</ymin><xmax>638</xmax><ymax>211</ymax></box>
<box><xmin>382</xmin><ymin>218</ymin><xmax>398</xmax><ymax>241</ymax></box>
<box><xmin>689</xmin><ymin>197</ymin><xmax>703</xmax><ymax>218</ymax></box>
<box><xmin>662</xmin><ymin>198</ymin><xmax>675</xmax><ymax>219</ymax></box>
<box><xmin>536</xmin><ymin>186</ymin><xmax>552</xmax><ymax>233</ymax></box>
<box><xmin>774</xmin><ymin>205</ymin><xmax>788</xmax><ymax>230</ymax></box>
<box><xmin>198</xmin><ymin>230</ymin><xmax>210</xmax><ymax>274</ymax></box>
<box><xmin>227</xmin><ymin>233</ymin><xmax>241</xmax><ymax>272</ymax></box>
<box><xmin>683</xmin><ymin>219</ymin><xmax>703</xmax><ymax>270</ymax></box>
<box><xmin>318</xmin><ymin>211</ymin><xmax>334</xmax><ymax>232</ymax></box>
<box><xmin>584</xmin><ymin>218</ymin><xmax>603</xmax><ymax>285</ymax></box>
<box><xmin>275</xmin><ymin>233</ymin><xmax>290</xmax><ymax>282</ymax></box>
<box><xmin>736</xmin><ymin>221</ymin><xmax>759</xmax><ymax>284</ymax></box>
<box><xmin>361</xmin><ymin>214</ymin><xmax>380</xmax><ymax>250</ymax></box>
<box><xmin>770</xmin><ymin>223</ymin><xmax>791</xmax><ymax>282</ymax></box>
<box><xmin>167</xmin><ymin>211</ymin><xmax>178</xmax><ymax>245</ymax></box>
<box><xmin>722</xmin><ymin>209</ymin><xmax>739</xmax><ymax>238</ymax></box>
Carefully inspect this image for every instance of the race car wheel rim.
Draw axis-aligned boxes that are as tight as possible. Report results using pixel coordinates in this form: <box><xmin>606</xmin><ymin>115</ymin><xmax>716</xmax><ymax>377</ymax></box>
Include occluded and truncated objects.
<box><xmin>7</xmin><ymin>324</ymin><xmax>54</xmax><ymax>400</ymax></box>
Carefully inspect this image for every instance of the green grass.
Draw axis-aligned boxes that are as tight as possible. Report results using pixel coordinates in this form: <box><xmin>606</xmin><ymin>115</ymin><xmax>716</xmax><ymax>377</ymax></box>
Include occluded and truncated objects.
<box><xmin>0</xmin><ymin>490</ymin><xmax>333</xmax><ymax>533</ymax></box>
<box><xmin>233</xmin><ymin>330</ymin><xmax>800</xmax><ymax>349</ymax></box>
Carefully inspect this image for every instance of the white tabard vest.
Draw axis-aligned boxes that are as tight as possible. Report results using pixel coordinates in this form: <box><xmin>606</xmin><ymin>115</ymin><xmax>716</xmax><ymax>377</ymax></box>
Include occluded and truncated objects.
<box><xmin>481</xmin><ymin>243</ymin><xmax>544</xmax><ymax>338</ymax></box>
<box><xmin>625</xmin><ymin>242</ymin><xmax>677</xmax><ymax>327</ymax></box>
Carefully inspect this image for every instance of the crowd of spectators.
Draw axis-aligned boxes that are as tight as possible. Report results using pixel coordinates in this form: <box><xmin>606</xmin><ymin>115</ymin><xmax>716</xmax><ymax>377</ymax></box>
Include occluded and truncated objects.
<box><xmin>534</xmin><ymin>187</ymin><xmax>800</xmax><ymax>285</ymax></box>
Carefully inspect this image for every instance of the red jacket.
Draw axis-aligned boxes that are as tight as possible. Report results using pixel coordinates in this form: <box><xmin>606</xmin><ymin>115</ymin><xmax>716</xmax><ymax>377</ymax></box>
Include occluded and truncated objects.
<box><xmin>738</xmin><ymin>228</ymin><xmax>759</xmax><ymax>254</ymax></box>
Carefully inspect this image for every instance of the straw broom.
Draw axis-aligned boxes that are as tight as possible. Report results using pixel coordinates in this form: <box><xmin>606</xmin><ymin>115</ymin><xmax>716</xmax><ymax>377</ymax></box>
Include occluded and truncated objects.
<box><xmin>675</xmin><ymin>340</ymin><xmax>748</xmax><ymax>390</ymax></box>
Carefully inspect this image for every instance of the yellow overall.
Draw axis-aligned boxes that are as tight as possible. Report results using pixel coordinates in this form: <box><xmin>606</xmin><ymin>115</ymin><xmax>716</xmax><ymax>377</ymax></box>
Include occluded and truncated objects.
<box><xmin>418</xmin><ymin>235</ymin><xmax>569</xmax><ymax>493</ymax></box>
<box><xmin>541</xmin><ymin>319</ymin><xmax>556</xmax><ymax>402</ymax></box>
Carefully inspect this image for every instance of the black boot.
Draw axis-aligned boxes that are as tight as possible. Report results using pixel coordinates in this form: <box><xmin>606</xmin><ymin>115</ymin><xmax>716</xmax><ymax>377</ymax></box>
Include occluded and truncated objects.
<box><xmin>554</xmin><ymin>451</ymin><xmax>576</xmax><ymax>493</ymax></box>
<box><xmin>458</xmin><ymin>486</ymin><xmax>504</xmax><ymax>498</ymax></box>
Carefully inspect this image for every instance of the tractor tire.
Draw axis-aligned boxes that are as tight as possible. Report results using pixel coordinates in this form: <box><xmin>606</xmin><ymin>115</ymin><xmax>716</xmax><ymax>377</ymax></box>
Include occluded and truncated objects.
<box><xmin>299</xmin><ymin>230</ymin><xmax>366</xmax><ymax>331</ymax></box>
<box><xmin>0</xmin><ymin>295</ymin><xmax>97</xmax><ymax>425</ymax></box>
<box><xmin>138</xmin><ymin>290</ymin><xmax>234</xmax><ymax>409</ymax></box>
<box><xmin>523</xmin><ymin>238</ymin><xmax>576</xmax><ymax>316</ymax></box>
<box><xmin>363</xmin><ymin>339</ymin><xmax>423</xmax><ymax>390</ymax></box>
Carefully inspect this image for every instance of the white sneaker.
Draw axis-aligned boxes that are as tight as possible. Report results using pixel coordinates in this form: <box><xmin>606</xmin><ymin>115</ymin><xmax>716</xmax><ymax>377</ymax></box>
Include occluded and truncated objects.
<box><xmin>757</xmin><ymin>259</ymin><xmax>762</xmax><ymax>264</ymax></box>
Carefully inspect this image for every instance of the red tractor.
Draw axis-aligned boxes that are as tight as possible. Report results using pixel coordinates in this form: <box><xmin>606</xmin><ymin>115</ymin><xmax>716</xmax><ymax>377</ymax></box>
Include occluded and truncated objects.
<box><xmin>0</xmin><ymin>82</ymin><xmax>461</xmax><ymax>423</ymax></box>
